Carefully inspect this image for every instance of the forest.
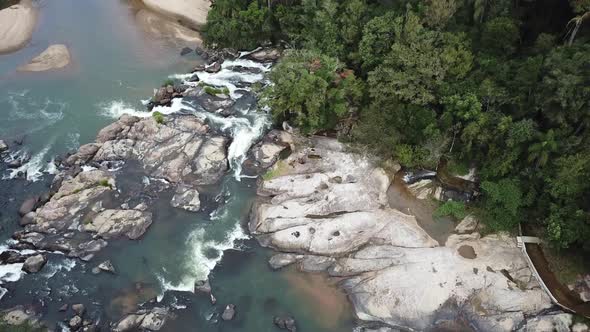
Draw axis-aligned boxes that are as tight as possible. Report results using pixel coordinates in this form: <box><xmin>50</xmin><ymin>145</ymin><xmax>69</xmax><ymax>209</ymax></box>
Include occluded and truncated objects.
<box><xmin>203</xmin><ymin>0</ymin><xmax>590</xmax><ymax>251</ymax></box>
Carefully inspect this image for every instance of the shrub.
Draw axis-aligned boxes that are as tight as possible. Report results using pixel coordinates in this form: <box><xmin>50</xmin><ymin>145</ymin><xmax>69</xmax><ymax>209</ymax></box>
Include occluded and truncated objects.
<box><xmin>204</xmin><ymin>86</ymin><xmax>229</xmax><ymax>96</ymax></box>
<box><xmin>152</xmin><ymin>111</ymin><xmax>165</xmax><ymax>124</ymax></box>
<box><xmin>434</xmin><ymin>201</ymin><xmax>467</xmax><ymax>220</ymax></box>
<box><xmin>162</xmin><ymin>78</ymin><xmax>175</xmax><ymax>86</ymax></box>
<box><xmin>98</xmin><ymin>179</ymin><xmax>112</xmax><ymax>189</ymax></box>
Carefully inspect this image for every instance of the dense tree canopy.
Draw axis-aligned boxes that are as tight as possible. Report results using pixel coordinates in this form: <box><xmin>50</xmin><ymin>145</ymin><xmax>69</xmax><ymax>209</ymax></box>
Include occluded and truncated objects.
<box><xmin>205</xmin><ymin>0</ymin><xmax>590</xmax><ymax>250</ymax></box>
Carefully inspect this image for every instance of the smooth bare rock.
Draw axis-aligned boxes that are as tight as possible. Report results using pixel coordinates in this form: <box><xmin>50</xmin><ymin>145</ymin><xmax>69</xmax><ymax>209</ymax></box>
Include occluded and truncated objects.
<box><xmin>22</xmin><ymin>254</ymin><xmax>46</xmax><ymax>273</ymax></box>
<box><xmin>245</xmin><ymin>48</ymin><xmax>282</xmax><ymax>62</ymax></box>
<box><xmin>71</xmin><ymin>303</ymin><xmax>85</xmax><ymax>316</ymax></box>
<box><xmin>140</xmin><ymin>307</ymin><xmax>169</xmax><ymax>330</ymax></box>
<box><xmin>268</xmin><ymin>253</ymin><xmax>302</xmax><ymax>270</ymax></box>
<box><xmin>455</xmin><ymin>215</ymin><xmax>478</xmax><ymax>234</ymax></box>
<box><xmin>1</xmin><ymin>306</ymin><xmax>38</xmax><ymax>326</ymax></box>
<box><xmin>342</xmin><ymin>233</ymin><xmax>551</xmax><ymax>331</ymax></box>
<box><xmin>573</xmin><ymin>322</ymin><xmax>590</xmax><ymax>332</ymax></box>
<box><xmin>518</xmin><ymin>313</ymin><xmax>573</xmax><ymax>332</ymax></box>
<box><xmin>569</xmin><ymin>274</ymin><xmax>590</xmax><ymax>302</ymax></box>
<box><xmin>135</xmin><ymin>9</ymin><xmax>202</xmax><ymax>47</ymax></box>
<box><xmin>0</xmin><ymin>0</ymin><xmax>37</xmax><ymax>54</ymax></box>
<box><xmin>94</xmin><ymin>115</ymin><xmax>227</xmax><ymax>186</ymax></box>
<box><xmin>142</xmin><ymin>0</ymin><xmax>210</xmax><ymax>30</ymax></box>
<box><xmin>69</xmin><ymin>315</ymin><xmax>82</xmax><ymax>329</ymax></box>
<box><xmin>65</xmin><ymin>143</ymin><xmax>101</xmax><ymax>166</ymax></box>
<box><xmin>18</xmin><ymin>44</ymin><xmax>71</xmax><ymax>72</ymax></box>
<box><xmin>83</xmin><ymin>209</ymin><xmax>152</xmax><ymax>240</ymax></box>
<box><xmin>407</xmin><ymin>179</ymin><xmax>434</xmax><ymax>200</ymax></box>
<box><xmin>97</xmin><ymin>260</ymin><xmax>115</xmax><ymax>274</ymax></box>
<box><xmin>113</xmin><ymin>313</ymin><xmax>146</xmax><ymax>332</ymax></box>
<box><xmin>170</xmin><ymin>185</ymin><xmax>200</xmax><ymax>212</ymax></box>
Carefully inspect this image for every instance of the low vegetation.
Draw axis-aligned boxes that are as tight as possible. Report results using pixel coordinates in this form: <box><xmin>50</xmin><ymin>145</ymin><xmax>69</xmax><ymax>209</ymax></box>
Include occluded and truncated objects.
<box><xmin>152</xmin><ymin>111</ymin><xmax>165</xmax><ymax>124</ymax></box>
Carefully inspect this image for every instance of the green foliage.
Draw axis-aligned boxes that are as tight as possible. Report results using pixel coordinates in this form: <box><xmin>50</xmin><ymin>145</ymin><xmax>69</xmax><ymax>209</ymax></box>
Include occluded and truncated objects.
<box><xmin>203</xmin><ymin>86</ymin><xmax>230</xmax><ymax>96</ymax></box>
<box><xmin>263</xmin><ymin>50</ymin><xmax>363</xmax><ymax>134</ymax></box>
<box><xmin>434</xmin><ymin>201</ymin><xmax>467</xmax><ymax>220</ymax></box>
<box><xmin>162</xmin><ymin>78</ymin><xmax>175</xmax><ymax>87</ymax></box>
<box><xmin>479</xmin><ymin>179</ymin><xmax>523</xmax><ymax>231</ymax></box>
<box><xmin>152</xmin><ymin>111</ymin><xmax>165</xmax><ymax>124</ymax></box>
<box><xmin>480</xmin><ymin>17</ymin><xmax>520</xmax><ymax>55</ymax></box>
<box><xmin>204</xmin><ymin>0</ymin><xmax>271</xmax><ymax>49</ymax></box>
<box><xmin>98</xmin><ymin>179</ymin><xmax>112</xmax><ymax>189</ymax></box>
<box><xmin>202</xmin><ymin>0</ymin><xmax>590</xmax><ymax>250</ymax></box>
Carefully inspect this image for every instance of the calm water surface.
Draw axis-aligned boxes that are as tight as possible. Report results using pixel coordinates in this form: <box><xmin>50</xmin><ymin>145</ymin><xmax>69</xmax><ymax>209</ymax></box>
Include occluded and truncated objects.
<box><xmin>0</xmin><ymin>1</ymin><xmax>355</xmax><ymax>330</ymax></box>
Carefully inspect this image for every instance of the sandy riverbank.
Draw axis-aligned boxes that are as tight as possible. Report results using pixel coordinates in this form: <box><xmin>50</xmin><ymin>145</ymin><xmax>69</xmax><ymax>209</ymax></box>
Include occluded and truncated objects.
<box><xmin>0</xmin><ymin>0</ymin><xmax>37</xmax><ymax>54</ymax></box>
<box><xmin>141</xmin><ymin>0</ymin><xmax>210</xmax><ymax>30</ymax></box>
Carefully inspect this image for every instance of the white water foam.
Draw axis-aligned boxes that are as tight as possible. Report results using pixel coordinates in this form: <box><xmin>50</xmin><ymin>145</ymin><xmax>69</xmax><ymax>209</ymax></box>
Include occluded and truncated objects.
<box><xmin>158</xmin><ymin>222</ymin><xmax>249</xmax><ymax>293</ymax></box>
<box><xmin>42</xmin><ymin>258</ymin><xmax>77</xmax><ymax>278</ymax></box>
<box><xmin>3</xmin><ymin>144</ymin><xmax>53</xmax><ymax>182</ymax></box>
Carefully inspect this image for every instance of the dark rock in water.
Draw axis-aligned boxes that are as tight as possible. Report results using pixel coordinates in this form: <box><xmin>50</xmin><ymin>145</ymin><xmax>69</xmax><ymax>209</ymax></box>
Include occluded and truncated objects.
<box><xmin>13</xmin><ymin>136</ymin><xmax>24</xmax><ymax>145</ymax></box>
<box><xmin>72</xmin><ymin>303</ymin><xmax>85</xmax><ymax>316</ymax></box>
<box><xmin>221</xmin><ymin>304</ymin><xmax>236</xmax><ymax>321</ymax></box>
<box><xmin>205</xmin><ymin>61</ymin><xmax>222</xmax><ymax>73</ymax></box>
<box><xmin>58</xmin><ymin>304</ymin><xmax>68</xmax><ymax>312</ymax></box>
<box><xmin>0</xmin><ymin>250</ymin><xmax>28</xmax><ymax>264</ymax></box>
<box><xmin>210</xmin><ymin>294</ymin><xmax>217</xmax><ymax>305</ymax></box>
<box><xmin>7</xmin><ymin>159</ymin><xmax>23</xmax><ymax>168</ymax></box>
<box><xmin>69</xmin><ymin>315</ymin><xmax>82</xmax><ymax>329</ymax></box>
<box><xmin>188</xmin><ymin>74</ymin><xmax>199</xmax><ymax>82</ymax></box>
<box><xmin>22</xmin><ymin>254</ymin><xmax>46</xmax><ymax>273</ymax></box>
<box><xmin>194</xmin><ymin>278</ymin><xmax>211</xmax><ymax>293</ymax></box>
<box><xmin>97</xmin><ymin>260</ymin><xmax>116</xmax><ymax>274</ymax></box>
<box><xmin>0</xmin><ymin>140</ymin><xmax>8</xmax><ymax>152</ymax></box>
<box><xmin>190</xmin><ymin>64</ymin><xmax>206</xmax><ymax>73</ymax></box>
<box><xmin>180</xmin><ymin>47</ymin><xmax>193</xmax><ymax>56</ymax></box>
<box><xmin>20</xmin><ymin>212</ymin><xmax>37</xmax><ymax>226</ymax></box>
<box><xmin>274</xmin><ymin>316</ymin><xmax>297</xmax><ymax>332</ymax></box>
<box><xmin>38</xmin><ymin>192</ymin><xmax>51</xmax><ymax>205</ymax></box>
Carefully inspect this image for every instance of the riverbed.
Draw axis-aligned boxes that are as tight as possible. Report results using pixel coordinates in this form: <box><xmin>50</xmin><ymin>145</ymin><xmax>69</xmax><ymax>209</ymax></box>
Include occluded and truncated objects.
<box><xmin>0</xmin><ymin>1</ymin><xmax>355</xmax><ymax>331</ymax></box>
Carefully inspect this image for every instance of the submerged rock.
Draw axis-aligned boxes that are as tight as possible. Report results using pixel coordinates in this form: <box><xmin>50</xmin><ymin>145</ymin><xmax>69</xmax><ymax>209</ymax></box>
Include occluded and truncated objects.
<box><xmin>221</xmin><ymin>304</ymin><xmax>236</xmax><ymax>321</ymax></box>
<box><xmin>22</xmin><ymin>254</ymin><xmax>46</xmax><ymax>273</ymax></box>
<box><xmin>194</xmin><ymin>279</ymin><xmax>211</xmax><ymax>294</ymax></box>
<box><xmin>170</xmin><ymin>185</ymin><xmax>200</xmax><ymax>212</ymax></box>
<box><xmin>273</xmin><ymin>316</ymin><xmax>297</xmax><ymax>332</ymax></box>
<box><xmin>18</xmin><ymin>44</ymin><xmax>71</xmax><ymax>72</ymax></box>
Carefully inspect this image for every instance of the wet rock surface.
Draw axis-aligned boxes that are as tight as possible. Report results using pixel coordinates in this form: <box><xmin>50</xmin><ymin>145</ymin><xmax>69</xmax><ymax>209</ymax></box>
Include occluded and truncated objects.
<box><xmin>251</xmin><ymin>135</ymin><xmax>570</xmax><ymax>332</ymax></box>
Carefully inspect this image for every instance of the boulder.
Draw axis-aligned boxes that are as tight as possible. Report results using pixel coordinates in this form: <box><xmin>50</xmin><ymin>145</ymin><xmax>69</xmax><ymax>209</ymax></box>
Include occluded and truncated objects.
<box><xmin>22</xmin><ymin>254</ymin><xmax>46</xmax><ymax>273</ymax></box>
<box><xmin>204</xmin><ymin>61</ymin><xmax>221</xmax><ymax>73</ymax></box>
<box><xmin>97</xmin><ymin>260</ymin><xmax>116</xmax><ymax>274</ymax></box>
<box><xmin>83</xmin><ymin>209</ymin><xmax>152</xmax><ymax>240</ymax></box>
<box><xmin>221</xmin><ymin>304</ymin><xmax>236</xmax><ymax>321</ymax></box>
<box><xmin>113</xmin><ymin>313</ymin><xmax>146</xmax><ymax>332</ymax></box>
<box><xmin>18</xmin><ymin>44</ymin><xmax>71</xmax><ymax>72</ymax></box>
<box><xmin>20</xmin><ymin>212</ymin><xmax>36</xmax><ymax>226</ymax></box>
<box><xmin>170</xmin><ymin>186</ymin><xmax>200</xmax><ymax>212</ymax></box>
<box><xmin>274</xmin><ymin>316</ymin><xmax>297</xmax><ymax>332</ymax></box>
<box><xmin>0</xmin><ymin>251</ymin><xmax>27</xmax><ymax>264</ymax></box>
<box><xmin>0</xmin><ymin>140</ymin><xmax>7</xmax><ymax>152</ymax></box>
<box><xmin>455</xmin><ymin>215</ymin><xmax>478</xmax><ymax>234</ymax></box>
<box><xmin>180</xmin><ymin>47</ymin><xmax>193</xmax><ymax>56</ymax></box>
<box><xmin>268</xmin><ymin>253</ymin><xmax>302</xmax><ymax>270</ymax></box>
<box><xmin>18</xmin><ymin>196</ymin><xmax>38</xmax><ymax>217</ymax></box>
<box><xmin>69</xmin><ymin>315</ymin><xmax>83</xmax><ymax>329</ymax></box>
<box><xmin>139</xmin><ymin>307</ymin><xmax>169</xmax><ymax>330</ymax></box>
<box><xmin>245</xmin><ymin>48</ymin><xmax>281</xmax><ymax>62</ymax></box>
<box><xmin>194</xmin><ymin>279</ymin><xmax>211</xmax><ymax>293</ymax></box>
<box><xmin>1</xmin><ymin>306</ymin><xmax>37</xmax><ymax>326</ymax></box>
<box><xmin>0</xmin><ymin>0</ymin><xmax>37</xmax><ymax>54</ymax></box>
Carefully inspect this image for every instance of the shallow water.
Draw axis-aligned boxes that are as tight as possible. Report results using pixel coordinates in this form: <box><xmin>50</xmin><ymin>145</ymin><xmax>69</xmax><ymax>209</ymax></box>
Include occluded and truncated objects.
<box><xmin>0</xmin><ymin>1</ymin><xmax>354</xmax><ymax>330</ymax></box>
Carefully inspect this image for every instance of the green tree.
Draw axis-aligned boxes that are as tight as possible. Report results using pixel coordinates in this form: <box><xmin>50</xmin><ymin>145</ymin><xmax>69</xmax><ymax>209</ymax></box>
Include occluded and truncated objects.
<box><xmin>480</xmin><ymin>17</ymin><xmax>520</xmax><ymax>55</ymax></box>
<box><xmin>263</xmin><ymin>50</ymin><xmax>363</xmax><ymax>134</ymax></box>
<box><xmin>527</xmin><ymin>130</ymin><xmax>559</xmax><ymax>168</ymax></box>
<box><xmin>479</xmin><ymin>179</ymin><xmax>523</xmax><ymax>231</ymax></box>
<box><xmin>358</xmin><ymin>11</ymin><xmax>398</xmax><ymax>72</ymax></box>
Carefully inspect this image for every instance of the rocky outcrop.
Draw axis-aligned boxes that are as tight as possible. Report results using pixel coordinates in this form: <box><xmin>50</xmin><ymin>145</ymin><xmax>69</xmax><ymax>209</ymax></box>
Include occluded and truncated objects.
<box><xmin>1</xmin><ymin>306</ymin><xmax>40</xmax><ymax>327</ymax></box>
<box><xmin>18</xmin><ymin>44</ymin><xmax>71</xmax><ymax>72</ymax></box>
<box><xmin>141</xmin><ymin>0</ymin><xmax>210</xmax><ymax>30</ymax></box>
<box><xmin>251</xmin><ymin>136</ymin><xmax>566</xmax><ymax>331</ymax></box>
<box><xmin>113</xmin><ymin>307</ymin><xmax>170</xmax><ymax>332</ymax></box>
<box><xmin>247</xmin><ymin>129</ymin><xmax>293</xmax><ymax>170</ymax></box>
<box><xmin>0</xmin><ymin>0</ymin><xmax>37</xmax><ymax>54</ymax></box>
<box><xmin>170</xmin><ymin>185</ymin><xmax>200</xmax><ymax>212</ymax></box>
<box><xmin>22</xmin><ymin>254</ymin><xmax>46</xmax><ymax>273</ymax></box>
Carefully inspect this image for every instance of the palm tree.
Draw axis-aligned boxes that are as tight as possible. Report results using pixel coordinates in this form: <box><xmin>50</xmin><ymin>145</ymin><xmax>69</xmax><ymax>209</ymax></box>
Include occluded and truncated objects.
<box><xmin>528</xmin><ymin>129</ymin><xmax>559</xmax><ymax>168</ymax></box>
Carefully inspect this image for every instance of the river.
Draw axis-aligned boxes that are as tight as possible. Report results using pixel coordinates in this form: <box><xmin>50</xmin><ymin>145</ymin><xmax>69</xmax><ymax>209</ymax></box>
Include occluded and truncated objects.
<box><xmin>0</xmin><ymin>1</ymin><xmax>355</xmax><ymax>331</ymax></box>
